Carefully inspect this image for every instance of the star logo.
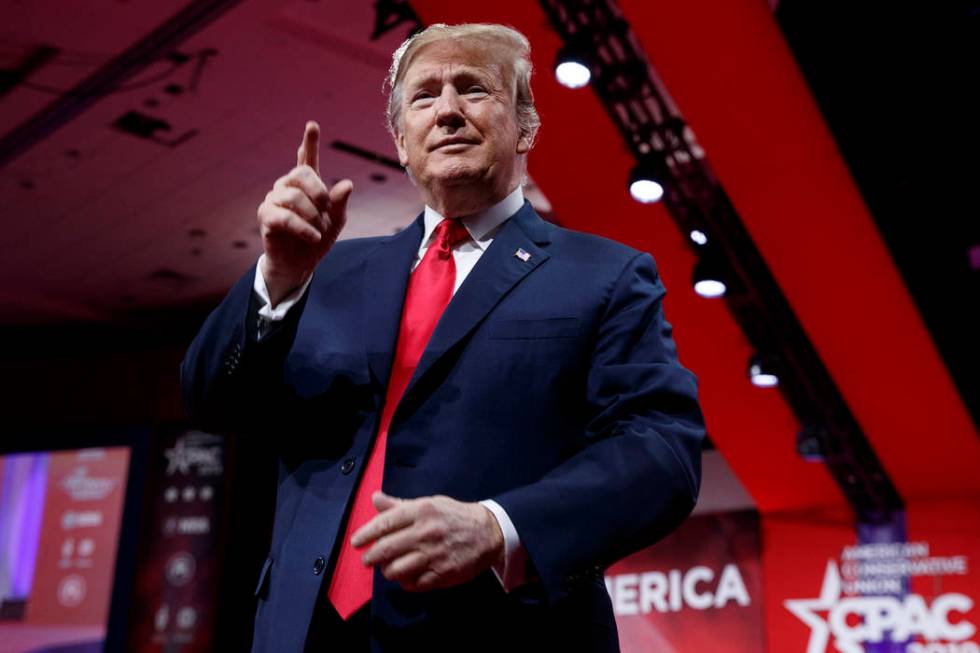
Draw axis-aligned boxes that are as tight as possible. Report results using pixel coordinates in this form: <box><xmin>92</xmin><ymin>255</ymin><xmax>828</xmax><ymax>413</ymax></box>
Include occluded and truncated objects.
<box><xmin>784</xmin><ymin>560</ymin><xmax>849</xmax><ymax>653</ymax></box>
<box><xmin>164</xmin><ymin>439</ymin><xmax>192</xmax><ymax>475</ymax></box>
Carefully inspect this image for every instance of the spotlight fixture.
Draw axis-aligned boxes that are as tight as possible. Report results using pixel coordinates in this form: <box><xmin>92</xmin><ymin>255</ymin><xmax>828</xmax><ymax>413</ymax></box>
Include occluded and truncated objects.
<box><xmin>748</xmin><ymin>354</ymin><xmax>779</xmax><ymax>388</ymax></box>
<box><xmin>689</xmin><ymin>229</ymin><xmax>708</xmax><ymax>246</ymax></box>
<box><xmin>692</xmin><ymin>256</ymin><xmax>726</xmax><ymax>298</ymax></box>
<box><xmin>554</xmin><ymin>45</ymin><xmax>592</xmax><ymax>89</ymax></box>
<box><xmin>628</xmin><ymin>153</ymin><xmax>668</xmax><ymax>204</ymax></box>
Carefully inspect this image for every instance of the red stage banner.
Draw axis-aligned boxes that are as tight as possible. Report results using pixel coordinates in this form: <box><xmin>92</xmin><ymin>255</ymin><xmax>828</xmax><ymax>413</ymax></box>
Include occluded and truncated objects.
<box><xmin>24</xmin><ymin>447</ymin><xmax>130</xmax><ymax>625</ymax></box>
<box><xmin>764</xmin><ymin>500</ymin><xmax>980</xmax><ymax>653</ymax></box>
<box><xmin>606</xmin><ymin>509</ymin><xmax>765</xmax><ymax>652</ymax></box>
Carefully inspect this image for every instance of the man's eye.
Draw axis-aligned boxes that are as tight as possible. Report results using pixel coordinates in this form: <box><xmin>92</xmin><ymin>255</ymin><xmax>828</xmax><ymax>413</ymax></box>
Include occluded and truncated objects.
<box><xmin>465</xmin><ymin>86</ymin><xmax>487</xmax><ymax>95</ymax></box>
<box><xmin>412</xmin><ymin>92</ymin><xmax>434</xmax><ymax>103</ymax></box>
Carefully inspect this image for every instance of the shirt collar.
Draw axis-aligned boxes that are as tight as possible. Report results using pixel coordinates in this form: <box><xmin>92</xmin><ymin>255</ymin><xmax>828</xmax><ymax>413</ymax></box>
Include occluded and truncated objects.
<box><xmin>422</xmin><ymin>186</ymin><xmax>524</xmax><ymax>251</ymax></box>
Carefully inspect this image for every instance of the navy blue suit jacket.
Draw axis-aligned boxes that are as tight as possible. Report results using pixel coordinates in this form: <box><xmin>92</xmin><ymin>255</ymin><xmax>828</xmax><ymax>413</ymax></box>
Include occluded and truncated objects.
<box><xmin>181</xmin><ymin>202</ymin><xmax>705</xmax><ymax>652</ymax></box>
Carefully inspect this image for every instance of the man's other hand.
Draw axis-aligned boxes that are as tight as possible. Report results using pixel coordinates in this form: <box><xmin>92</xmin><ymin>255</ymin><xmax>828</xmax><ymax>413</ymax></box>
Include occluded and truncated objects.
<box><xmin>257</xmin><ymin>120</ymin><xmax>353</xmax><ymax>305</ymax></box>
<box><xmin>352</xmin><ymin>492</ymin><xmax>505</xmax><ymax>592</ymax></box>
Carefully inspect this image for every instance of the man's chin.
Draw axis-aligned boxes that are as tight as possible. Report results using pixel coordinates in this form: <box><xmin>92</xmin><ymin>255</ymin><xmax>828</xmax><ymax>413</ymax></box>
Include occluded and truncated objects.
<box><xmin>429</xmin><ymin>163</ymin><xmax>486</xmax><ymax>186</ymax></box>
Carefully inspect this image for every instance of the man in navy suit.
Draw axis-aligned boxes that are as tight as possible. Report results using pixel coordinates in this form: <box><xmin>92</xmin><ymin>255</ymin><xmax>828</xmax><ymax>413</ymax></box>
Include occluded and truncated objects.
<box><xmin>182</xmin><ymin>23</ymin><xmax>704</xmax><ymax>653</ymax></box>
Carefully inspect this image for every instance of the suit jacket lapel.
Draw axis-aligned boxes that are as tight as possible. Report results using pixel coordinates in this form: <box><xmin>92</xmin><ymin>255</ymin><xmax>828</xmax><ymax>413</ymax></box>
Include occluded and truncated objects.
<box><xmin>363</xmin><ymin>214</ymin><xmax>424</xmax><ymax>390</ymax></box>
<box><xmin>396</xmin><ymin>202</ymin><xmax>552</xmax><ymax>414</ymax></box>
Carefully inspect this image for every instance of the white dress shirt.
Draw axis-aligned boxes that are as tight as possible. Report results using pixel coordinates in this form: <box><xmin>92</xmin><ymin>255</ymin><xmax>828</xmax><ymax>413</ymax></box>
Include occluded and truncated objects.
<box><xmin>253</xmin><ymin>186</ymin><xmax>529</xmax><ymax>591</ymax></box>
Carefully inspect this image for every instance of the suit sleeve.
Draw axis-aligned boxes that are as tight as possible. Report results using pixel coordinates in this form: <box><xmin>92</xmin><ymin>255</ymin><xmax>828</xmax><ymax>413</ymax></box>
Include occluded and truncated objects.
<box><xmin>492</xmin><ymin>252</ymin><xmax>705</xmax><ymax>603</ymax></box>
<box><xmin>180</xmin><ymin>262</ymin><xmax>309</xmax><ymax>436</ymax></box>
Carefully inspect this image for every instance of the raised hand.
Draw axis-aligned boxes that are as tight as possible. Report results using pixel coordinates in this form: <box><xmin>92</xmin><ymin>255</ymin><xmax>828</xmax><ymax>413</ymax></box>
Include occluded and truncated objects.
<box><xmin>257</xmin><ymin>121</ymin><xmax>353</xmax><ymax>305</ymax></box>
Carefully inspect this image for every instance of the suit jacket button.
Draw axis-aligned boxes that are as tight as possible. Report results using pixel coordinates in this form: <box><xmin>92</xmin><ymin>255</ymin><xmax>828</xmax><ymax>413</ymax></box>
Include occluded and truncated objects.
<box><xmin>341</xmin><ymin>458</ymin><xmax>355</xmax><ymax>475</ymax></box>
<box><xmin>313</xmin><ymin>556</ymin><xmax>326</xmax><ymax>575</ymax></box>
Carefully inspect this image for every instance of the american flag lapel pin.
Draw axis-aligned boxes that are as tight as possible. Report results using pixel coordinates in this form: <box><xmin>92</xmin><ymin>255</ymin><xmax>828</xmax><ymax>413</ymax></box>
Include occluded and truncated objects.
<box><xmin>514</xmin><ymin>248</ymin><xmax>532</xmax><ymax>262</ymax></box>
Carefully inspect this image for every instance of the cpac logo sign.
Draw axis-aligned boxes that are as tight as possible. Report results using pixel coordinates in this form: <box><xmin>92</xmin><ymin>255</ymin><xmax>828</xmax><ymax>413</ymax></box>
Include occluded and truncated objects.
<box><xmin>164</xmin><ymin>436</ymin><xmax>222</xmax><ymax>477</ymax></box>
<box><xmin>785</xmin><ymin>561</ymin><xmax>977</xmax><ymax>653</ymax></box>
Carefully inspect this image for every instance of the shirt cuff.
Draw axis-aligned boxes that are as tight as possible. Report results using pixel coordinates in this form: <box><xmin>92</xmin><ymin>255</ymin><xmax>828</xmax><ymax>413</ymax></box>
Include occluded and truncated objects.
<box><xmin>253</xmin><ymin>254</ymin><xmax>314</xmax><ymax>321</ymax></box>
<box><xmin>480</xmin><ymin>499</ymin><xmax>528</xmax><ymax>592</ymax></box>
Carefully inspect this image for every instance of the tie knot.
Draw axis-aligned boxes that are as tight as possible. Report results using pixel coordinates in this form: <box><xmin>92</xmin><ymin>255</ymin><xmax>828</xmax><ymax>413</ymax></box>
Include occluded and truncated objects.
<box><xmin>434</xmin><ymin>219</ymin><xmax>470</xmax><ymax>250</ymax></box>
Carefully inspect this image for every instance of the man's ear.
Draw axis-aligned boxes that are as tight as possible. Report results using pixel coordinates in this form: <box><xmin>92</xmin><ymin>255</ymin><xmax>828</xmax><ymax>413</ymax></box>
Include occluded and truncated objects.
<box><xmin>516</xmin><ymin>130</ymin><xmax>533</xmax><ymax>155</ymax></box>
<box><xmin>395</xmin><ymin>130</ymin><xmax>409</xmax><ymax>167</ymax></box>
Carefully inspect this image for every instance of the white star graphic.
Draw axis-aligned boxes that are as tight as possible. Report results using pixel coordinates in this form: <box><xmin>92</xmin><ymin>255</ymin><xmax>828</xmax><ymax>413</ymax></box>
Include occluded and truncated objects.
<box><xmin>784</xmin><ymin>560</ymin><xmax>848</xmax><ymax>653</ymax></box>
<box><xmin>164</xmin><ymin>439</ymin><xmax>191</xmax><ymax>475</ymax></box>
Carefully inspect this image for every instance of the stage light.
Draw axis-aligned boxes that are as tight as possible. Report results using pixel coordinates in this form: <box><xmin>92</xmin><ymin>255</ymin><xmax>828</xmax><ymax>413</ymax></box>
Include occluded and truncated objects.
<box><xmin>629</xmin><ymin>178</ymin><xmax>663</xmax><ymax>204</ymax></box>
<box><xmin>748</xmin><ymin>354</ymin><xmax>779</xmax><ymax>388</ymax></box>
<box><xmin>628</xmin><ymin>154</ymin><xmax>668</xmax><ymax>204</ymax></box>
<box><xmin>554</xmin><ymin>46</ymin><xmax>591</xmax><ymax>89</ymax></box>
<box><xmin>690</xmin><ymin>229</ymin><xmax>708</xmax><ymax>246</ymax></box>
<box><xmin>692</xmin><ymin>257</ymin><xmax>726</xmax><ymax>298</ymax></box>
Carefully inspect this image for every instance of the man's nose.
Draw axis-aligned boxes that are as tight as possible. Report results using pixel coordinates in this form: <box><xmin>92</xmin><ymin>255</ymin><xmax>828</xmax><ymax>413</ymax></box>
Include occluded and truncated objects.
<box><xmin>434</xmin><ymin>86</ymin><xmax>465</xmax><ymax>127</ymax></box>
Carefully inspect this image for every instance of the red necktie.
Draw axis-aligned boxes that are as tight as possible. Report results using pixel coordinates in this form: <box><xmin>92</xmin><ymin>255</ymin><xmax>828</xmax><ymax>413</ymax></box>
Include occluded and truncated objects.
<box><xmin>327</xmin><ymin>218</ymin><xmax>470</xmax><ymax>619</ymax></box>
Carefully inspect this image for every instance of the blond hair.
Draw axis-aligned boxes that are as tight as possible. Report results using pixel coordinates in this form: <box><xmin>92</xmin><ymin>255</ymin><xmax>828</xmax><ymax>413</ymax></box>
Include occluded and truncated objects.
<box><xmin>384</xmin><ymin>23</ymin><xmax>541</xmax><ymax>147</ymax></box>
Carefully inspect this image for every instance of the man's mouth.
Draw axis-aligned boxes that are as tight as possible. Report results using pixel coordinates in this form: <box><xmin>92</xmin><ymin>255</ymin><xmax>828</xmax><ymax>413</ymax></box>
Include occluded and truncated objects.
<box><xmin>432</xmin><ymin>138</ymin><xmax>478</xmax><ymax>151</ymax></box>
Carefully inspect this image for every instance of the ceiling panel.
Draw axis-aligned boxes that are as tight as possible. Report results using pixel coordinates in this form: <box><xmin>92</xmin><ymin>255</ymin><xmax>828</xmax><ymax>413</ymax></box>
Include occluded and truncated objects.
<box><xmin>0</xmin><ymin>0</ymin><xmax>422</xmax><ymax>321</ymax></box>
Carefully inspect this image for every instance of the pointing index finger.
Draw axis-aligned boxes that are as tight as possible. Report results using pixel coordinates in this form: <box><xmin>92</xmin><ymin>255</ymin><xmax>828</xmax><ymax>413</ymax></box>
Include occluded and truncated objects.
<box><xmin>296</xmin><ymin>120</ymin><xmax>320</xmax><ymax>175</ymax></box>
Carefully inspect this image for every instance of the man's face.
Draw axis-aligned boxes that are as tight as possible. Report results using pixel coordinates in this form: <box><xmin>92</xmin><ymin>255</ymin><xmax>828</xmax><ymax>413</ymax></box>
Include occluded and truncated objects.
<box><xmin>394</xmin><ymin>39</ymin><xmax>530</xmax><ymax>204</ymax></box>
